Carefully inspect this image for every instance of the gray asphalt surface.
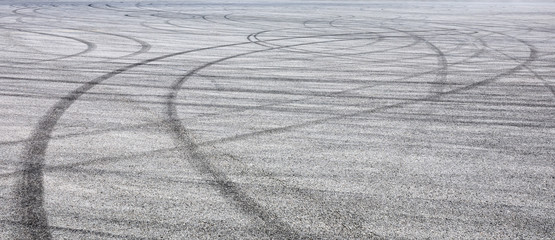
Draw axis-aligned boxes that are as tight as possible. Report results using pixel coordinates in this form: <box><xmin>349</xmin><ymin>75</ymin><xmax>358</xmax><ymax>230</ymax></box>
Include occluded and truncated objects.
<box><xmin>0</xmin><ymin>0</ymin><xmax>554</xmax><ymax>239</ymax></box>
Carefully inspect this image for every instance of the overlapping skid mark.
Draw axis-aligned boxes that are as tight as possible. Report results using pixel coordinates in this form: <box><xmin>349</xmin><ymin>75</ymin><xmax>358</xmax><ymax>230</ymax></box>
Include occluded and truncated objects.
<box><xmin>11</xmin><ymin>30</ymin><xmax>387</xmax><ymax>239</ymax></box>
<box><xmin>9</xmin><ymin>9</ymin><xmax>151</xmax><ymax>62</ymax></box>
<box><xmin>445</xmin><ymin>24</ymin><xmax>554</xmax><ymax>98</ymax></box>
<box><xmin>163</xmin><ymin>14</ymin><xmax>325</xmax><ymax>36</ymax></box>
<box><xmin>251</xmin><ymin>15</ymin><xmax>462</xmax><ymax>63</ymax></box>
<box><xmin>125</xmin><ymin>5</ymin><xmax>216</xmax><ymax>33</ymax></box>
<box><xmin>36</xmin><ymin>3</ymin><xmax>150</xmax><ymax>24</ymax></box>
<box><xmin>248</xmin><ymin>28</ymin><xmax>387</xmax><ymax>58</ymax></box>
<box><xmin>246</xmin><ymin>28</ymin><xmax>443</xmax><ymax>62</ymax></box>
<box><xmin>205</xmin><ymin>26</ymin><xmax>485</xmax><ymax>125</ymax></box>
<box><xmin>8</xmin><ymin>3</ymin><xmax>548</xmax><ymax>238</ymax></box>
<box><xmin>2</xmin><ymin>31</ymin><xmax>54</xmax><ymax>58</ymax></box>
<box><xmin>194</xmin><ymin>28</ymin><xmax>536</xmax><ymax>147</ymax></box>
<box><xmin>215</xmin><ymin>150</ymin><xmax>381</xmax><ymax>239</ymax></box>
<box><xmin>15</xmin><ymin>3</ymin><xmax>154</xmax><ymax>36</ymax></box>
<box><xmin>164</xmin><ymin>22</ymin><xmax>488</xmax><ymax>238</ymax></box>
<box><xmin>200</xmin><ymin>31</ymin><xmax>455</xmax><ymax>128</ymax></box>
<box><xmin>9</xmin><ymin>5</ymin><xmax>145</xmax><ymax>61</ymax></box>
<box><xmin>213</xmin><ymin>26</ymin><xmax>439</xmax><ymax>104</ymax></box>
<box><xmin>467</xmin><ymin>35</ymin><xmax>553</xmax><ymax>98</ymax></box>
<box><xmin>166</xmin><ymin>35</ymin><xmax>396</xmax><ymax>239</ymax></box>
<box><xmin>0</xmin><ymin>26</ymin><xmax>96</xmax><ymax>63</ymax></box>
<box><xmin>249</xmin><ymin>31</ymin><xmax>448</xmax><ymax>82</ymax></box>
<box><xmin>172</xmin><ymin>16</ymin><xmax>546</xmax><ymax>237</ymax></box>
<box><xmin>303</xmin><ymin>16</ymin><xmax>344</xmax><ymax>33</ymax></box>
<box><xmin>55</xmin><ymin>22</ymin><xmax>486</xmax><ymax>238</ymax></box>
<box><xmin>128</xmin><ymin>3</ymin><xmax>222</xmax><ymax>32</ymax></box>
<box><xmin>222</xmin><ymin>12</ymin><xmax>297</xmax><ymax>30</ymax></box>
<box><xmin>137</xmin><ymin>10</ymin><xmax>235</xmax><ymax>35</ymax></box>
<box><xmin>248</xmin><ymin>23</ymin><xmax>484</xmax><ymax>95</ymax></box>
<box><xmin>0</xmin><ymin>28</ymin><xmax>396</xmax><ymax>148</ymax></box>
<box><xmin>395</xmin><ymin>15</ymin><xmax>553</xmax><ymax>98</ymax></box>
<box><xmin>161</xmin><ymin>18</ymin><xmax>491</xmax><ymax>237</ymax></box>
<box><xmin>11</xmin><ymin>42</ymin><xmax>245</xmax><ymax>239</ymax></box>
<box><xmin>4</xmin><ymin>26</ymin><xmax>150</xmax><ymax>63</ymax></box>
<box><xmin>314</xmin><ymin>15</ymin><xmax>542</xmax><ymax>105</ymax></box>
<box><xmin>1</xmin><ymin>45</ymin><xmax>212</xmax><ymax>238</ymax></box>
<box><xmin>329</xmin><ymin>17</ymin><xmax>451</xmax><ymax>86</ymax></box>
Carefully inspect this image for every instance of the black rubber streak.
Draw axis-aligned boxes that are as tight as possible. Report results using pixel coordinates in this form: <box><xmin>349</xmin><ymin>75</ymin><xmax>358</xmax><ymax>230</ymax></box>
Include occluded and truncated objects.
<box><xmin>8</xmin><ymin>3</ymin><xmax>548</xmax><ymax>239</ymax></box>
<box><xmin>12</xmin><ymin>31</ymin><xmax>374</xmax><ymax>239</ymax></box>
<box><xmin>197</xmin><ymin>33</ymin><xmax>537</xmax><ymax>147</ymax></box>
<box><xmin>12</xmin><ymin>42</ymin><xmax>247</xmax><ymax>239</ymax></box>
<box><xmin>165</xmin><ymin>37</ymin><xmax>386</xmax><ymax>239</ymax></box>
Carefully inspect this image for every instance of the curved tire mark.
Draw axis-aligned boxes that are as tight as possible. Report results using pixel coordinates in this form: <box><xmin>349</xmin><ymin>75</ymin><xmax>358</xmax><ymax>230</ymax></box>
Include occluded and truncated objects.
<box><xmin>12</xmin><ymin>33</ymin><xmax>360</xmax><ymax>239</ymax></box>
<box><xmin>166</xmin><ymin>37</ymin><xmax>375</xmax><ymax>239</ymax></box>
<box><xmin>12</xmin><ymin>42</ymin><xmax>243</xmax><ymax>239</ymax></box>
<box><xmin>1</xmin><ymin>27</ymin><xmax>96</xmax><ymax>63</ymax></box>
<box><xmin>198</xmin><ymin>33</ymin><xmax>537</xmax><ymax>147</ymax></box>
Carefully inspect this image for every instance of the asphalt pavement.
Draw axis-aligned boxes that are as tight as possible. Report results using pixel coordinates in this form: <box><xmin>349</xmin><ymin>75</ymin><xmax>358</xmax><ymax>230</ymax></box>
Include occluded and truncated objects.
<box><xmin>0</xmin><ymin>1</ymin><xmax>554</xmax><ymax>239</ymax></box>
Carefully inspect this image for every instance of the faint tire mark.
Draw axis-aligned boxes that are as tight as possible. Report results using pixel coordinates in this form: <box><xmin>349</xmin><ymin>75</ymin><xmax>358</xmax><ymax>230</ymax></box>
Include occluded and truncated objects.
<box><xmin>10</xmin><ymin>15</ymin><xmax>151</xmax><ymax>61</ymax></box>
<box><xmin>0</xmin><ymin>27</ymin><xmax>96</xmax><ymax>63</ymax></box>
<box><xmin>166</xmin><ymin>37</ymin><xmax>379</xmax><ymax>239</ymax></box>
<box><xmin>11</xmin><ymin>33</ymin><xmax>359</xmax><ymax>239</ymax></box>
<box><xmin>198</xmin><ymin>33</ymin><xmax>537</xmax><ymax>146</ymax></box>
<box><xmin>11</xmin><ymin>42</ymin><xmax>244</xmax><ymax>239</ymax></box>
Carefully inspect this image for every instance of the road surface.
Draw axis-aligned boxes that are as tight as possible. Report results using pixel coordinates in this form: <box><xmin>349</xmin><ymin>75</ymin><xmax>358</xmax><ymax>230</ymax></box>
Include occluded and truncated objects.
<box><xmin>0</xmin><ymin>0</ymin><xmax>554</xmax><ymax>239</ymax></box>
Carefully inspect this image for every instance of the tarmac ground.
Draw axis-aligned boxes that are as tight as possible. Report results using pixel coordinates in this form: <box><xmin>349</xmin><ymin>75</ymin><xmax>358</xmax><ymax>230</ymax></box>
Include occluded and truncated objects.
<box><xmin>0</xmin><ymin>1</ymin><xmax>554</xmax><ymax>239</ymax></box>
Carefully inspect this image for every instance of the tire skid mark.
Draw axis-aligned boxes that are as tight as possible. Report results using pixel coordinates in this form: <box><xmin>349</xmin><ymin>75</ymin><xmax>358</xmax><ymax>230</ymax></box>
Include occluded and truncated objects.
<box><xmin>0</xmin><ymin>27</ymin><xmax>96</xmax><ymax>63</ymax></box>
<box><xmin>6</xmin><ymin>4</ymin><xmax>549</xmax><ymax>238</ymax></box>
<box><xmin>12</xmin><ymin>42</ymin><xmax>245</xmax><ymax>240</ymax></box>
<box><xmin>479</xmin><ymin>31</ymin><xmax>554</xmax><ymax>98</ymax></box>
<box><xmin>330</xmin><ymin>20</ymin><xmax>450</xmax><ymax>91</ymax></box>
<box><xmin>161</xmin><ymin>19</ymin><xmax>255</xmax><ymax>37</ymax></box>
<box><xmin>4</xmin><ymin>87</ymin><xmax>551</xmax><ymax>149</ymax></box>
<box><xmin>12</xmin><ymin>33</ymin><xmax>366</xmax><ymax>239</ymax></box>
<box><xmin>3</xmin><ymin>30</ymin><xmax>52</xmax><ymax>57</ymax></box>
<box><xmin>0</xmin><ymin>25</ymin><xmax>478</xmax><ymax>172</ymax></box>
<box><xmin>1</xmin><ymin>25</ymin><xmax>479</xmax><ymax>154</ymax></box>
<box><xmin>86</xmin><ymin>30</ymin><xmax>151</xmax><ymax>59</ymax></box>
<box><xmin>330</xmin><ymin>21</ymin><xmax>460</xmax><ymax>74</ymax></box>
<box><xmin>163</xmin><ymin>20</ymin><xmax>215</xmax><ymax>36</ymax></box>
<box><xmin>222</xmin><ymin>13</ymin><xmax>272</xmax><ymax>29</ymax></box>
<box><xmin>0</xmin><ymin>118</ymin><xmax>168</xmax><ymax>148</ymax></box>
<box><xmin>246</xmin><ymin>29</ymin><xmax>418</xmax><ymax>58</ymax></box>
<box><xmin>333</xmin><ymin>18</ymin><xmax>508</xmax><ymax>94</ymax></box>
<box><xmin>392</xmin><ymin>28</ymin><xmax>448</xmax><ymax>94</ymax></box>
<box><xmin>222</xmin><ymin>153</ymin><xmax>384</xmax><ymax>239</ymax></box>
<box><xmin>166</xmin><ymin>37</ymin><xmax>375</xmax><ymax>239</ymax></box>
<box><xmin>5</xmin><ymin>92</ymin><xmax>550</xmax><ymax>151</ymax></box>
<box><xmin>11</xmin><ymin>7</ymin><xmax>35</xmax><ymax>18</ymax></box>
<box><xmin>190</xmin><ymin>17</ymin><xmax>479</xmax><ymax>237</ymax></box>
<box><xmin>302</xmin><ymin>16</ymin><xmax>342</xmax><ymax>33</ymax></box>
<box><xmin>373</xmin><ymin>113</ymin><xmax>554</xmax><ymax>129</ymax></box>
<box><xmin>197</xmin><ymin>33</ymin><xmax>537</xmax><ymax>147</ymax></box>
<box><xmin>10</xmin><ymin>16</ymin><xmax>151</xmax><ymax>61</ymax></box>
<box><xmin>427</xmin><ymin>21</ymin><xmax>554</xmax><ymax>98</ymax></box>
<box><xmin>193</xmin><ymin>21</ymin><xmax>454</xmax><ymax>238</ymax></box>
<box><xmin>250</xmin><ymin>30</ymin><xmax>387</xmax><ymax>58</ymax></box>
<box><xmin>225</xmin><ymin>27</ymin><xmax>485</xmax><ymax>126</ymax></box>
<box><xmin>220</xmin><ymin>12</ymin><xmax>293</xmax><ymax>31</ymax></box>
<box><xmin>247</xmin><ymin>29</ymin><xmax>424</xmax><ymax>61</ymax></box>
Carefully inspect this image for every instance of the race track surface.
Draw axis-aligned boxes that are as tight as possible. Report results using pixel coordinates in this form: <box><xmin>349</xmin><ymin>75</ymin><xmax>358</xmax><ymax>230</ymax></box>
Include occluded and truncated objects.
<box><xmin>0</xmin><ymin>0</ymin><xmax>554</xmax><ymax>239</ymax></box>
